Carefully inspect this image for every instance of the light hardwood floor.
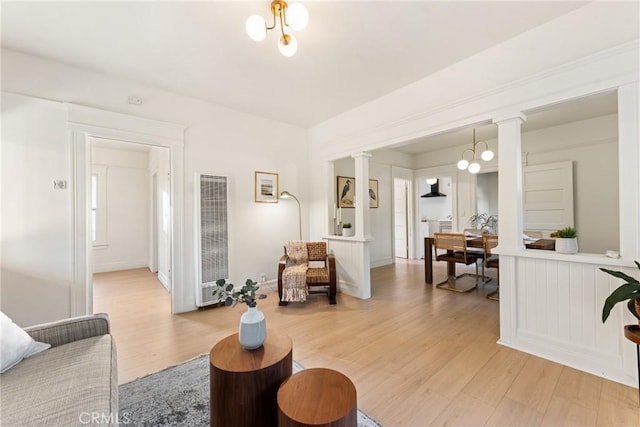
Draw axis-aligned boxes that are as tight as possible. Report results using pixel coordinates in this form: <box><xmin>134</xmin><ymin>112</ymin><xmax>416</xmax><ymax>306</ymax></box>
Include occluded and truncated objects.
<box><xmin>93</xmin><ymin>260</ymin><xmax>640</xmax><ymax>426</ymax></box>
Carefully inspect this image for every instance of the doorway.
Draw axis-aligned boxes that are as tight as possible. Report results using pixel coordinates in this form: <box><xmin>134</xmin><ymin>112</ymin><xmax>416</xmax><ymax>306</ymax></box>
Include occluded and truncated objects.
<box><xmin>393</xmin><ymin>178</ymin><xmax>412</xmax><ymax>259</ymax></box>
<box><xmin>90</xmin><ymin>138</ymin><xmax>172</xmax><ymax>310</ymax></box>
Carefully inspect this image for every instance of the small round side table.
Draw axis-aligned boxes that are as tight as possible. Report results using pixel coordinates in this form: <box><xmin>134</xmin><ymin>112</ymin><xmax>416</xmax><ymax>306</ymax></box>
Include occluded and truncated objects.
<box><xmin>623</xmin><ymin>324</ymin><xmax>640</xmax><ymax>405</ymax></box>
<box><xmin>209</xmin><ymin>329</ymin><xmax>293</xmax><ymax>427</ymax></box>
<box><xmin>277</xmin><ymin>368</ymin><xmax>357</xmax><ymax>427</ymax></box>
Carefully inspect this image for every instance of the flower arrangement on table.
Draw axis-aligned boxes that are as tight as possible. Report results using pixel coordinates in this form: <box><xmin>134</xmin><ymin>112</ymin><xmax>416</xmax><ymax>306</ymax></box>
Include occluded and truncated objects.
<box><xmin>214</xmin><ymin>279</ymin><xmax>267</xmax><ymax>308</ymax></box>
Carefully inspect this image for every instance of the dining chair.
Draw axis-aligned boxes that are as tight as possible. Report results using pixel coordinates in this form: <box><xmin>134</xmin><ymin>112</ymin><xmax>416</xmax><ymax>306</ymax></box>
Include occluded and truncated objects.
<box><xmin>433</xmin><ymin>232</ymin><xmax>479</xmax><ymax>293</ymax></box>
<box><xmin>483</xmin><ymin>234</ymin><xmax>499</xmax><ymax>300</ymax></box>
<box><xmin>463</xmin><ymin>228</ymin><xmax>491</xmax><ymax>284</ymax></box>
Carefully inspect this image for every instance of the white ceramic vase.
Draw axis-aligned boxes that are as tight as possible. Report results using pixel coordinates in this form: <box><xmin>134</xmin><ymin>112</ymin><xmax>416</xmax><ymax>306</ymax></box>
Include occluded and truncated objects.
<box><xmin>238</xmin><ymin>306</ymin><xmax>266</xmax><ymax>350</ymax></box>
<box><xmin>342</xmin><ymin>228</ymin><xmax>354</xmax><ymax>237</ymax></box>
<box><xmin>555</xmin><ymin>238</ymin><xmax>578</xmax><ymax>254</ymax></box>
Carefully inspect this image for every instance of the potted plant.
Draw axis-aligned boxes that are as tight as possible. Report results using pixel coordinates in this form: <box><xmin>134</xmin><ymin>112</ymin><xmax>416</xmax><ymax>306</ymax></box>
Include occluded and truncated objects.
<box><xmin>214</xmin><ymin>278</ymin><xmax>267</xmax><ymax>350</ymax></box>
<box><xmin>342</xmin><ymin>222</ymin><xmax>354</xmax><ymax>237</ymax></box>
<box><xmin>601</xmin><ymin>261</ymin><xmax>640</xmax><ymax>325</ymax></box>
<box><xmin>552</xmin><ymin>226</ymin><xmax>578</xmax><ymax>254</ymax></box>
<box><xmin>468</xmin><ymin>213</ymin><xmax>498</xmax><ymax>234</ymax></box>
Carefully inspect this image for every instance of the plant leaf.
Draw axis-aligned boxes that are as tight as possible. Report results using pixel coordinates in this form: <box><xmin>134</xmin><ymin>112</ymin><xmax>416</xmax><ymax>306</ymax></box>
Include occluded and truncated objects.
<box><xmin>600</xmin><ymin>268</ymin><xmax>640</xmax><ymax>285</ymax></box>
<box><xmin>225</xmin><ymin>283</ymin><xmax>234</xmax><ymax>292</ymax></box>
<box><xmin>602</xmin><ymin>284</ymin><xmax>640</xmax><ymax>322</ymax></box>
<box><xmin>224</xmin><ymin>297</ymin><xmax>233</xmax><ymax>306</ymax></box>
<box><xmin>216</xmin><ymin>278</ymin><xmax>226</xmax><ymax>286</ymax></box>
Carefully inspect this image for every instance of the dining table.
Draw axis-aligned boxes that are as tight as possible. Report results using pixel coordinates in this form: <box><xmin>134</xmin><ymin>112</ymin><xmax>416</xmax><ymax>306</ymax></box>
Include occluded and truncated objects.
<box><xmin>423</xmin><ymin>236</ymin><xmax>556</xmax><ymax>284</ymax></box>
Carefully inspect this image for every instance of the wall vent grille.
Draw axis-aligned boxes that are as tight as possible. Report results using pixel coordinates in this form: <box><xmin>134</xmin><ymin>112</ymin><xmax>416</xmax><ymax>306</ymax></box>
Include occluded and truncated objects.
<box><xmin>195</xmin><ymin>173</ymin><xmax>228</xmax><ymax>306</ymax></box>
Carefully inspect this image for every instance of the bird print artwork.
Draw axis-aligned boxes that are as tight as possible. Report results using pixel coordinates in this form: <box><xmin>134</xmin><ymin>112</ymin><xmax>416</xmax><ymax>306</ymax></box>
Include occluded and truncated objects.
<box><xmin>340</xmin><ymin>179</ymin><xmax>353</xmax><ymax>206</ymax></box>
<box><xmin>369</xmin><ymin>188</ymin><xmax>376</xmax><ymax>201</ymax></box>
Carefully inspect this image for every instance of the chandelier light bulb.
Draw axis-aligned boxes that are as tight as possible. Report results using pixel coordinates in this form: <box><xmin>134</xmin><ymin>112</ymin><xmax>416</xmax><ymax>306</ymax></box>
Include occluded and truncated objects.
<box><xmin>468</xmin><ymin>162</ymin><xmax>481</xmax><ymax>174</ymax></box>
<box><xmin>278</xmin><ymin>34</ymin><xmax>298</xmax><ymax>57</ymax></box>
<box><xmin>246</xmin><ymin>14</ymin><xmax>267</xmax><ymax>41</ymax></box>
<box><xmin>481</xmin><ymin>149</ymin><xmax>494</xmax><ymax>161</ymax></box>
<box><xmin>457</xmin><ymin>159</ymin><xmax>469</xmax><ymax>170</ymax></box>
<box><xmin>287</xmin><ymin>2</ymin><xmax>309</xmax><ymax>31</ymax></box>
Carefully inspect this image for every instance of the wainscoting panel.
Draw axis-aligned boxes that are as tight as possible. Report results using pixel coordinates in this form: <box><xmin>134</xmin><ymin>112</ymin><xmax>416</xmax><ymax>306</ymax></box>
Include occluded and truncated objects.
<box><xmin>501</xmin><ymin>255</ymin><xmax>638</xmax><ymax>387</ymax></box>
<box><xmin>324</xmin><ymin>237</ymin><xmax>371</xmax><ymax>299</ymax></box>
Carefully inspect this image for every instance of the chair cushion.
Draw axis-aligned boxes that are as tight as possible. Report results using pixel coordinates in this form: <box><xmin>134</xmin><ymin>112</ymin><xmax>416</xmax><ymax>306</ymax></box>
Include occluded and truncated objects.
<box><xmin>307</xmin><ymin>267</ymin><xmax>329</xmax><ymax>283</ymax></box>
<box><xmin>1</xmin><ymin>335</ymin><xmax>117</xmax><ymax>426</ymax></box>
<box><xmin>436</xmin><ymin>252</ymin><xmax>478</xmax><ymax>265</ymax></box>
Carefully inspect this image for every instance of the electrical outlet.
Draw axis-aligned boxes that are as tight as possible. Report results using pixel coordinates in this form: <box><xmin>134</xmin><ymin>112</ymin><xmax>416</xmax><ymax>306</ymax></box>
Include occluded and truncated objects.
<box><xmin>53</xmin><ymin>180</ymin><xmax>67</xmax><ymax>190</ymax></box>
<box><xmin>260</xmin><ymin>273</ymin><xmax>266</xmax><ymax>283</ymax></box>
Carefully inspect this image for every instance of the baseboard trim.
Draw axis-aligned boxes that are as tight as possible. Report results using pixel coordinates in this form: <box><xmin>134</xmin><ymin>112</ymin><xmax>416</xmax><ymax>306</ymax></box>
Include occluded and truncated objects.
<box><xmin>93</xmin><ymin>261</ymin><xmax>148</xmax><ymax>274</ymax></box>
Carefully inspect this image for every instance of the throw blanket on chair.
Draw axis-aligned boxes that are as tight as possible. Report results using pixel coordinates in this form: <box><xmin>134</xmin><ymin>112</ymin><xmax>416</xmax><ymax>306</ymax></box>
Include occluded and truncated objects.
<box><xmin>282</xmin><ymin>241</ymin><xmax>309</xmax><ymax>302</ymax></box>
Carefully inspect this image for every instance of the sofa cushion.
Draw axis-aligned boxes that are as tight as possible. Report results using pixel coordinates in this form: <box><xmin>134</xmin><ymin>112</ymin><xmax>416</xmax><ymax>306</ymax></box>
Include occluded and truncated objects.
<box><xmin>0</xmin><ymin>311</ymin><xmax>50</xmax><ymax>373</ymax></box>
<box><xmin>0</xmin><ymin>334</ymin><xmax>117</xmax><ymax>426</ymax></box>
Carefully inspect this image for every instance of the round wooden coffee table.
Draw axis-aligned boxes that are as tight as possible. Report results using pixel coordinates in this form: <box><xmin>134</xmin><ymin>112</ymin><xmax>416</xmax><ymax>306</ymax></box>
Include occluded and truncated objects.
<box><xmin>209</xmin><ymin>330</ymin><xmax>292</xmax><ymax>427</ymax></box>
<box><xmin>277</xmin><ymin>368</ymin><xmax>357</xmax><ymax>427</ymax></box>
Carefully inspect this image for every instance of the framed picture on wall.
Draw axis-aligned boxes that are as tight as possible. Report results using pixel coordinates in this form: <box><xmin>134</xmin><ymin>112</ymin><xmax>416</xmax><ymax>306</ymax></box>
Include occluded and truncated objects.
<box><xmin>337</xmin><ymin>176</ymin><xmax>380</xmax><ymax>208</ymax></box>
<box><xmin>369</xmin><ymin>179</ymin><xmax>379</xmax><ymax>208</ymax></box>
<box><xmin>337</xmin><ymin>176</ymin><xmax>355</xmax><ymax>208</ymax></box>
<box><xmin>255</xmin><ymin>171</ymin><xmax>279</xmax><ymax>203</ymax></box>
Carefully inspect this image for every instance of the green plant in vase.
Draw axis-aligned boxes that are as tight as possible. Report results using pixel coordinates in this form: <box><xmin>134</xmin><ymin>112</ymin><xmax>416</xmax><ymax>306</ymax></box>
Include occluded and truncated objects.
<box><xmin>601</xmin><ymin>261</ymin><xmax>640</xmax><ymax>324</ymax></box>
<box><xmin>214</xmin><ymin>278</ymin><xmax>267</xmax><ymax>307</ymax></box>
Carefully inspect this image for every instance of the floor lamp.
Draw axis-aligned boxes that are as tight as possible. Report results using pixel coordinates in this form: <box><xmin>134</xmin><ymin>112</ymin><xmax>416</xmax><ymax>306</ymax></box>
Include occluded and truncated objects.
<box><xmin>280</xmin><ymin>191</ymin><xmax>302</xmax><ymax>240</ymax></box>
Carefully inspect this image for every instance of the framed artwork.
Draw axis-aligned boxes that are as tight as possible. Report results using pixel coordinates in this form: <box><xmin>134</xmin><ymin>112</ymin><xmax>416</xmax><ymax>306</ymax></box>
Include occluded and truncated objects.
<box><xmin>337</xmin><ymin>176</ymin><xmax>379</xmax><ymax>208</ymax></box>
<box><xmin>369</xmin><ymin>179</ymin><xmax>379</xmax><ymax>208</ymax></box>
<box><xmin>255</xmin><ymin>171</ymin><xmax>279</xmax><ymax>203</ymax></box>
<box><xmin>337</xmin><ymin>176</ymin><xmax>355</xmax><ymax>208</ymax></box>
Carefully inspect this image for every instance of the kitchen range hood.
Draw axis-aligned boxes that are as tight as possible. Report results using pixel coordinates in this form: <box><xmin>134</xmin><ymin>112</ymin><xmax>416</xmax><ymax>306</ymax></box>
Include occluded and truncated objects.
<box><xmin>421</xmin><ymin>179</ymin><xmax>447</xmax><ymax>198</ymax></box>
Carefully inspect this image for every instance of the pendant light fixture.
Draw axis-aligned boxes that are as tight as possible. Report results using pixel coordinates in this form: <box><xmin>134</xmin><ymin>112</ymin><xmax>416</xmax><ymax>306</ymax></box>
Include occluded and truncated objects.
<box><xmin>457</xmin><ymin>128</ymin><xmax>494</xmax><ymax>174</ymax></box>
<box><xmin>246</xmin><ymin>1</ymin><xmax>309</xmax><ymax>57</ymax></box>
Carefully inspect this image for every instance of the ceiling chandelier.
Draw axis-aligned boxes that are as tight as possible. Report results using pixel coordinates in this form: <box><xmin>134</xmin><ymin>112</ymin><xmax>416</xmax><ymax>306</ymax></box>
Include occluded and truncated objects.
<box><xmin>246</xmin><ymin>1</ymin><xmax>309</xmax><ymax>57</ymax></box>
<box><xmin>457</xmin><ymin>128</ymin><xmax>494</xmax><ymax>174</ymax></box>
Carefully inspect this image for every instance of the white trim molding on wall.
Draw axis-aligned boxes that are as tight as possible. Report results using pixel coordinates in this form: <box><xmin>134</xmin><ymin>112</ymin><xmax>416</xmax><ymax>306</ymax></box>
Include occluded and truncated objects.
<box><xmin>67</xmin><ymin>103</ymin><xmax>186</xmax><ymax>316</ymax></box>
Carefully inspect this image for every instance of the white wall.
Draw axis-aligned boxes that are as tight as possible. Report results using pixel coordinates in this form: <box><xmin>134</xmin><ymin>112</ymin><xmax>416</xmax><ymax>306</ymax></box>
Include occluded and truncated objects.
<box><xmin>1</xmin><ymin>49</ymin><xmax>309</xmax><ymax>324</ymax></box>
<box><xmin>477</xmin><ymin>172</ymin><xmax>498</xmax><ymax>217</ymax></box>
<box><xmin>92</xmin><ymin>146</ymin><xmax>150</xmax><ymax>273</ymax></box>
<box><xmin>1</xmin><ymin>94</ymin><xmax>72</xmax><ymax>326</ymax></box>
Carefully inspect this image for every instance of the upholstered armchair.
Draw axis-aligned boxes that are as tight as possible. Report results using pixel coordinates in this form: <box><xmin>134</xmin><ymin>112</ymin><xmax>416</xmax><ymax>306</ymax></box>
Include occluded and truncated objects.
<box><xmin>278</xmin><ymin>241</ymin><xmax>337</xmax><ymax>305</ymax></box>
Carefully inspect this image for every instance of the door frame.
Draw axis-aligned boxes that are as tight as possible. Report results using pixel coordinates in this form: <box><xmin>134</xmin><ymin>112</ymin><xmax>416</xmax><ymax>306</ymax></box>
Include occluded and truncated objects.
<box><xmin>68</xmin><ymin>103</ymin><xmax>185</xmax><ymax>315</ymax></box>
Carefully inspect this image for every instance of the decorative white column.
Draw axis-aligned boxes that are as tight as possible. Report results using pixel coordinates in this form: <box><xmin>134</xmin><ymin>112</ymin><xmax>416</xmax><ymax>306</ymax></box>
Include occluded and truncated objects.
<box><xmin>493</xmin><ymin>111</ymin><xmax>526</xmax><ymax>346</ymax></box>
<box><xmin>493</xmin><ymin>113</ymin><xmax>526</xmax><ymax>251</ymax></box>
<box><xmin>352</xmin><ymin>152</ymin><xmax>372</xmax><ymax>239</ymax></box>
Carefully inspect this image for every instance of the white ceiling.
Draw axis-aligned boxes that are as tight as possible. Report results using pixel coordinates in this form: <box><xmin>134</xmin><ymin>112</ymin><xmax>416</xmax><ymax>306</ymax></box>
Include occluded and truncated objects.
<box><xmin>1</xmin><ymin>1</ymin><xmax>590</xmax><ymax>128</ymax></box>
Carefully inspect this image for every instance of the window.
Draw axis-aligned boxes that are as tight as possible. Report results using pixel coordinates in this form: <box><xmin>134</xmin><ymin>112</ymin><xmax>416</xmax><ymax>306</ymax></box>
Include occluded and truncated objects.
<box><xmin>92</xmin><ymin>165</ymin><xmax>108</xmax><ymax>247</ymax></box>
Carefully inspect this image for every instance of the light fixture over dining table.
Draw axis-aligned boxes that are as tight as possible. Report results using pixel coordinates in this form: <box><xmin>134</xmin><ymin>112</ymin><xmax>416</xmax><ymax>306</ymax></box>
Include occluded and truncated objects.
<box><xmin>457</xmin><ymin>128</ymin><xmax>494</xmax><ymax>174</ymax></box>
<box><xmin>246</xmin><ymin>1</ymin><xmax>309</xmax><ymax>57</ymax></box>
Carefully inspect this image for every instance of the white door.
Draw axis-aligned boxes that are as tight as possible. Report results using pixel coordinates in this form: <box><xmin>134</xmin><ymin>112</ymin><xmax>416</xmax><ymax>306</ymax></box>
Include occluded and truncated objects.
<box><xmin>394</xmin><ymin>178</ymin><xmax>409</xmax><ymax>258</ymax></box>
<box><xmin>523</xmin><ymin>161</ymin><xmax>574</xmax><ymax>233</ymax></box>
<box><xmin>157</xmin><ymin>172</ymin><xmax>171</xmax><ymax>291</ymax></box>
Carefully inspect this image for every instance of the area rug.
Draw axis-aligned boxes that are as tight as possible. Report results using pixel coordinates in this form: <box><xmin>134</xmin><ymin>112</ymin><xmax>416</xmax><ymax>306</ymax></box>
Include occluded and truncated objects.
<box><xmin>120</xmin><ymin>355</ymin><xmax>382</xmax><ymax>427</ymax></box>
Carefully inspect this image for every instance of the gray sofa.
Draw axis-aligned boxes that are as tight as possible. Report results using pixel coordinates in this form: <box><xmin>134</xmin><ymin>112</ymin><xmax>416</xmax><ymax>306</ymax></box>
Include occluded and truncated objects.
<box><xmin>0</xmin><ymin>313</ymin><xmax>118</xmax><ymax>426</ymax></box>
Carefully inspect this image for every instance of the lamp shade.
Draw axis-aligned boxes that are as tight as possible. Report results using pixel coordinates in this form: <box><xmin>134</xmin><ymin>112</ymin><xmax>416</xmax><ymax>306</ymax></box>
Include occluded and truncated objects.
<box><xmin>457</xmin><ymin>159</ymin><xmax>469</xmax><ymax>170</ymax></box>
<box><xmin>481</xmin><ymin>149</ymin><xmax>494</xmax><ymax>161</ymax></box>
<box><xmin>287</xmin><ymin>2</ymin><xmax>309</xmax><ymax>31</ymax></box>
<box><xmin>468</xmin><ymin>162</ymin><xmax>481</xmax><ymax>174</ymax></box>
<box><xmin>246</xmin><ymin>14</ymin><xmax>267</xmax><ymax>41</ymax></box>
<box><xmin>278</xmin><ymin>34</ymin><xmax>298</xmax><ymax>57</ymax></box>
<box><xmin>426</xmin><ymin>178</ymin><xmax>438</xmax><ymax>185</ymax></box>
